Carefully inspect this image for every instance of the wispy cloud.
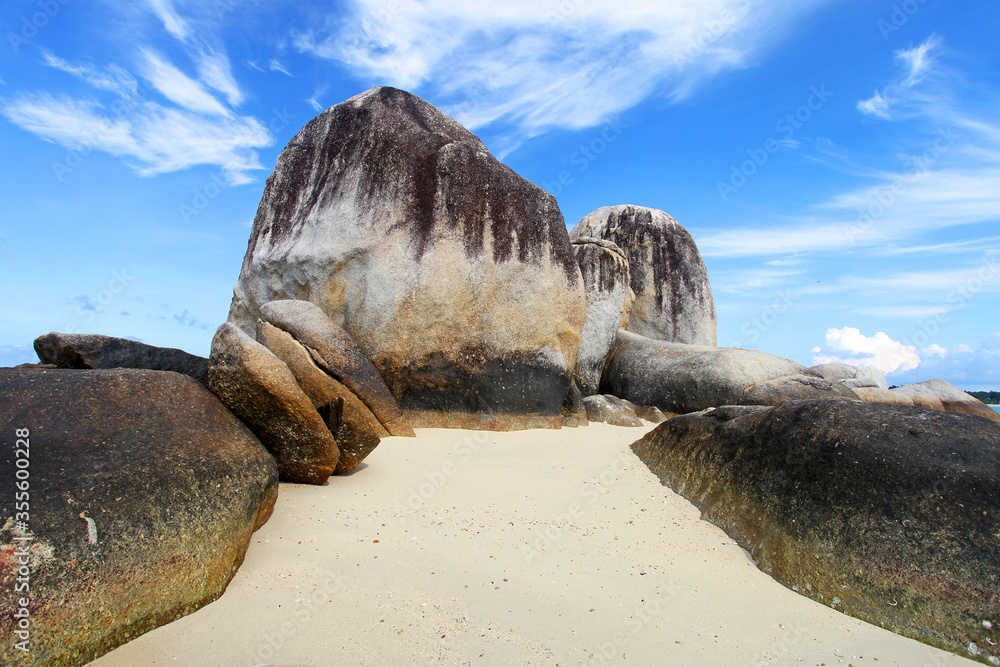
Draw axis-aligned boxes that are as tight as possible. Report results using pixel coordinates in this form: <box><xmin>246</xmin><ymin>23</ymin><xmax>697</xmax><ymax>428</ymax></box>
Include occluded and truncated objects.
<box><xmin>269</xmin><ymin>59</ymin><xmax>292</xmax><ymax>77</ymax></box>
<box><xmin>195</xmin><ymin>49</ymin><xmax>243</xmax><ymax>107</ymax></box>
<box><xmin>293</xmin><ymin>0</ymin><xmax>830</xmax><ymax>142</ymax></box>
<box><xmin>702</xmin><ymin>35</ymin><xmax>1000</xmax><ymax>258</ymax></box>
<box><xmin>2</xmin><ymin>60</ymin><xmax>269</xmax><ymax>184</ymax></box>
<box><xmin>141</xmin><ymin>49</ymin><xmax>231</xmax><ymax>116</ymax></box>
<box><xmin>146</xmin><ymin>0</ymin><xmax>190</xmax><ymax>41</ymax></box>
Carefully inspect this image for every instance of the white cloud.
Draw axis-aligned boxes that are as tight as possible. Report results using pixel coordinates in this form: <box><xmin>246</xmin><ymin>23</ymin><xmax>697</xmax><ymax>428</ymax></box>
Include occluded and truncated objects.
<box><xmin>293</xmin><ymin>0</ymin><xmax>830</xmax><ymax>139</ymax></box>
<box><xmin>812</xmin><ymin>327</ymin><xmax>920</xmax><ymax>374</ymax></box>
<box><xmin>922</xmin><ymin>343</ymin><xmax>948</xmax><ymax>358</ymax></box>
<box><xmin>269</xmin><ymin>59</ymin><xmax>292</xmax><ymax>77</ymax></box>
<box><xmin>195</xmin><ymin>49</ymin><xmax>243</xmax><ymax>106</ymax></box>
<box><xmin>857</xmin><ymin>90</ymin><xmax>890</xmax><ymax>119</ymax></box>
<box><xmin>2</xmin><ymin>91</ymin><xmax>269</xmax><ymax>185</ymax></box>
<box><xmin>703</xmin><ymin>36</ymin><xmax>1000</xmax><ymax>259</ymax></box>
<box><xmin>141</xmin><ymin>49</ymin><xmax>230</xmax><ymax>116</ymax></box>
<box><xmin>854</xmin><ymin>305</ymin><xmax>957</xmax><ymax>319</ymax></box>
<box><xmin>146</xmin><ymin>0</ymin><xmax>190</xmax><ymax>41</ymax></box>
<box><xmin>890</xmin><ymin>334</ymin><xmax>1000</xmax><ymax>386</ymax></box>
<box><xmin>42</xmin><ymin>52</ymin><xmax>139</xmax><ymax>98</ymax></box>
<box><xmin>857</xmin><ymin>35</ymin><xmax>942</xmax><ymax>119</ymax></box>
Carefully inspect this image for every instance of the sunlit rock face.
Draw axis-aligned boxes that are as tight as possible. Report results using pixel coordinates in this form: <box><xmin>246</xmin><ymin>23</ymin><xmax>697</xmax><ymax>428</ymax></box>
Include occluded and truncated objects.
<box><xmin>228</xmin><ymin>87</ymin><xmax>586</xmax><ymax>429</ymax></box>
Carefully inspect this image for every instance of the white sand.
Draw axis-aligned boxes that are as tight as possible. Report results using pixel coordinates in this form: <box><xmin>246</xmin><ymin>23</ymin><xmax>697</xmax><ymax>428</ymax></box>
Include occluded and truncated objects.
<box><xmin>90</xmin><ymin>423</ymin><xmax>978</xmax><ymax>666</ymax></box>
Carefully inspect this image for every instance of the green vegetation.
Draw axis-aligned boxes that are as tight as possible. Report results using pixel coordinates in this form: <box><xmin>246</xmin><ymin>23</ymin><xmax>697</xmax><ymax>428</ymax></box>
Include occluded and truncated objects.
<box><xmin>968</xmin><ymin>391</ymin><xmax>1000</xmax><ymax>404</ymax></box>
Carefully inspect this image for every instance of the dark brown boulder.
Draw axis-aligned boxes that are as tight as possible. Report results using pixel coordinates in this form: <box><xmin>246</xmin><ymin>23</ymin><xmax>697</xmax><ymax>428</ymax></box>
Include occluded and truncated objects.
<box><xmin>632</xmin><ymin>400</ymin><xmax>1000</xmax><ymax>663</ymax></box>
<box><xmin>571</xmin><ymin>205</ymin><xmax>716</xmax><ymax>346</ymax></box>
<box><xmin>257</xmin><ymin>321</ymin><xmax>385</xmax><ymax>474</ymax></box>
<box><xmin>227</xmin><ymin>87</ymin><xmax>586</xmax><ymax>430</ymax></box>
<box><xmin>33</xmin><ymin>332</ymin><xmax>209</xmax><ymax>386</ymax></box>
<box><xmin>208</xmin><ymin>323</ymin><xmax>339</xmax><ymax>484</ymax></box>
<box><xmin>0</xmin><ymin>367</ymin><xmax>278</xmax><ymax>666</ymax></box>
<box><xmin>258</xmin><ymin>300</ymin><xmax>412</xmax><ymax>437</ymax></box>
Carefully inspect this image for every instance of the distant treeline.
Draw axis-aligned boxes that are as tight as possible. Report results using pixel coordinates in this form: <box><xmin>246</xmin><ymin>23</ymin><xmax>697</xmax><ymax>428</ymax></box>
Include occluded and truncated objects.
<box><xmin>968</xmin><ymin>390</ymin><xmax>1000</xmax><ymax>404</ymax></box>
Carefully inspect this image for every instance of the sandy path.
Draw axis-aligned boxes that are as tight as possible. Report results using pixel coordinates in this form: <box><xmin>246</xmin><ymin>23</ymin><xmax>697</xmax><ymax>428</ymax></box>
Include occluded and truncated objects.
<box><xmin>90</xmin><ymin>423</ymin><xmax>977</xmax><ymax>666</ymax></box>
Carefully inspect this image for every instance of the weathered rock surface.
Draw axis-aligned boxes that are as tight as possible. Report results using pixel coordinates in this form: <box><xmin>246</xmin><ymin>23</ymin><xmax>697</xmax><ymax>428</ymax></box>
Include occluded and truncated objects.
<box><xmin>581</xmin><ymin>394</ymin><xmax>644</xmax><ymax>427</ymax></box>
<box><xmin>601</xmin><ymin>330</ymin><xmax>856</xmax><ymax>413</ymax></box>
<box><xmin>633</xmin><ymin>404</ymin><xmax>670</xmax><ymax>424</ymax></box>
<box><xmin>257</xmin><ymin>321</ymin><xmax>385</xmax><ymax>473</ymax></box>
<box><xmin>570</xmin><ymin>205</ymin><xmax>716</xmax><ymax>346</ymax></box>
<box><xmin>893</xmin><ymin>380</ymin><xmax>1000</xmax><ymax>423</ymax></box>
<box><xmin>33</xmin><ymin>332</ymin><xmax>209</xmax><ymax>387</ymax></box>
<box><xmin>228</xmin><ymin>86</ymin><xmax>586</xmax><ymax>430</ymax></box>
<box><xmin>208</xmin><ymin>323</ymin><xmax>339</xmax><ymax>484</ymax></box>
<box><xmin>850</xmin><ymin>380</ymin><xmax>1000</xmax><ymax>424</ymax></box>
<box><xmin>631</xmin><ymin>399</ymin><xmax>1000</xmax><ymax>663</ymax></box>
<box><xmin>571</xmin><ymin>237</ymin><xmax>634</xmax><ymax>395</ymax></box>
<box><xmin>560</xmin><ymin>379</ymin><xmax>588</xmax><ymax>428</ymax></box>
<box><xmin>258</xmin><ymin>300</ymin><xmax>413</xmax><ymax>437</ymax></box>
<box><xmin>807</xmin><ymin>363</ymin><xmax>889</xmax><ymax>390</ymax></box>
<box><xmin>0</xmin><ymin>367</ymin><xmax>278</xmax><ymax>666</ymax></box>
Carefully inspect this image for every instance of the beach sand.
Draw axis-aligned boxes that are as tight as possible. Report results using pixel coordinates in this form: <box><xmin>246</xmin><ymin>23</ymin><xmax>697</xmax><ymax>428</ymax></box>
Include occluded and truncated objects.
<box><xmin>90</xmin><ymin>423</ymin><xmax>978</xmax><ymax>666</ymax></box>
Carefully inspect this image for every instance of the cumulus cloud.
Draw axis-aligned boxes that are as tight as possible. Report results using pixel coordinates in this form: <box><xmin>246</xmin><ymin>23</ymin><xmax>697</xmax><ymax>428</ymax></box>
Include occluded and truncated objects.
<box><xmin>890</xmin><ymin>335</ymin><xmax>1000</xmax><ymax>387</ymax></box>
<box><xmin>922</xmin><ymin>343</ymin><xmax>948</xmax><ymax>358</ymax></box>
<box><xmin>294</xmin><ymin>0</ymin><xmax>829</xmax><ymax>141</ymax></box>
<box><xmin>812</xmin><ymin>327</ymin><xmax>920</xmax><ymax>373</ymax></box>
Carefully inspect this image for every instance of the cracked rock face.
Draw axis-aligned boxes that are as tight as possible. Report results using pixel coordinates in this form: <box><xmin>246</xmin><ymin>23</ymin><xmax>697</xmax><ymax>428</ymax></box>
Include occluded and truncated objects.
<box><xmin>571</xmin><ymin>238</ymin><xmax>634</xmax><ymax>396</ymax></box>
<box><xmin>229</xmin><ymin>87</ymin><xmax>586</xmax><ymax>429</ymax></box>
<box><xmin>571</xmin><ymin>205</ymin><xmax>716</xmax><ymax>347</ymax></box>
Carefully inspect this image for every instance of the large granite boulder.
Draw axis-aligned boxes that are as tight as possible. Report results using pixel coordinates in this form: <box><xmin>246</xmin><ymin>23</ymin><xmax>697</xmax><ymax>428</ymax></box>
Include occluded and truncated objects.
<box><xmin>631</xmin><ymin>400</ymin><xmax>1000</xmax><ymax>663</ymax></box>
<box><xmin>257</xmin><ymin>321</ymin><xmax>385</xmax><ymax>474</ymax></box>
<box><xmin>33</xmin><ymin>332</ymin><xmax>209</xmax><ymax>387</ymax></box>
<box><xmin>208</xmin><ymin>323</ymin><xmax>340</xmax><ymax>484</ymax></box>
<box><xmin>258</xmin><ymin>300</ymin><xmax>412</xmax><ymax>437</ymax></box>
<box><xmin>570</xmin><ymin>205</ymin><xmax>716</xmax><ymax>346</ymax></box>
<box><xmin>571</xmin><ymin>237</ymin><xmax>634</xmax><ymax>395</ymax></box>
<box><xmin>227</xmin><ymin>87</ymin><xmax>586</xmax><ymax>430</ymax></box>
<box><xmin>0</xmin><ymin>367</ymin><xmax>278</xmax><ymax>666</ymax></box>
<box><xmin>601</xmin><ymin>330</ymin><xmax>856</xmax><ymax>413</ymax></box>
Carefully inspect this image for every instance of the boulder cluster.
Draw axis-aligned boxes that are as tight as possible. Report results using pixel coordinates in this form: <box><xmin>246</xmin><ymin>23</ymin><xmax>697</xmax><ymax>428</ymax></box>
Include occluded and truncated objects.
<box><xmin>2</xmin><ymin>87</ymin><xmax>998</xmax><ymax>665</ymax></box>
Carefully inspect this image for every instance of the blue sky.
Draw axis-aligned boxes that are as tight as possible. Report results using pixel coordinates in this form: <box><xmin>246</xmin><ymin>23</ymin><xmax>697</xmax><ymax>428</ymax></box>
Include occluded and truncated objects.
<box><xmin>1</xmin><ymin>0</ymin><xmax>998</xmax><ymax>389</ymax></box>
